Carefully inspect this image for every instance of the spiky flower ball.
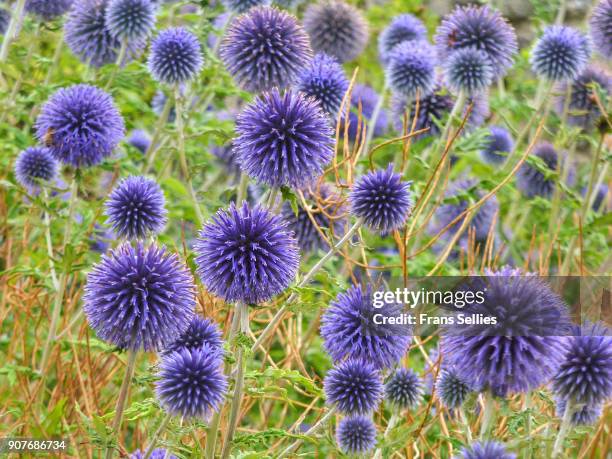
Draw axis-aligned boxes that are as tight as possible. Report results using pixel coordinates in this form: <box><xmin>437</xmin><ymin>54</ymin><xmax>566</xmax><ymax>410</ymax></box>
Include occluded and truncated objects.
<box><xmin>441</xmin><ymin>267</ymin><xmax>570</xmax><ymax>396</ymax></box>
<box><xmin>530</xmin><ymin>26</ymin><xmax>591</xmax><ymax>82</ymax></box>
<box><xmin>156</xmin><ymin>345</ymin><xmax>228</xmax><ymax>419</ymax></box>
<box><xmin>344</xmin><ymin>84</ymin><xmax>388</xmax><ymax>142</ymax></box>
<box><xmin>391</xmin><ymin>83</ymin><xmax>454</xmax><ymax>137</ymax></box>
<box><xmin>195</xmin><ymin>202</ymin><xmax>299</xmax><ymax>304</ymax></box>
<box><xmin>14</xmin><ymin>147</ymin><xmax>58</xmax><ymax>189</ymax></box>
<box><xmin>517</xmin><ymin>142</ymin><xmax>565</xmax><ymax>198</ymax></box>
<box><xmin>64</xmin><ymin>0</ymin><xmax>144</xmax><ymax>67</ymax></box>
<box><xmin>481</xmin><ymin>126</ymin><xmax>513</xmax><ymax>164</ymax></box>
<box><xmin>303</xmin><ymin>0</ymin><xmax>369</xmax><ymax>63</ymax></box>
<box><xmin>555</xmin><ymin>397</ymin><xmax>604</xmax><ymax>426</ymax></box>
<box><xmin>128</xmin><ymin>129</ymin><xmax>151</xmax><ymax>154</ymax></box>
<box><xmin>437</xmin><ymin>368</ymin><xmax>472</xmax><ymax>409</ymax></box>
<box><xmin>222</xmin><ymin>0</ymin><xmax>270</xmax><ymax>13</ymax></box>
<box><xmin>26</xmin><ymin>0</ymin><xmax>73</xmax><ymax>20</ymax></box>
<box><xmin>324</xmin><ymin>359</ymin><xmax>383</xmax><ymax>414</ymax></box>
<box><xmin>234</xmin><ymin>89</ymin><xmax>333</xmax><ymax>189</ymax></box>
<box><xmin>321</xmin><ymin>284</ymin><xmax>411</xmax><ymax>370</ymax></box>
<box><xmin>386</xmin><ymin>41</ymin><xmax>436</xmax><ymax>99</ymax></box>
<box><xmin>220</xmin><ymin>6</ymin><xmax>312</xmax><ymax>92</ymax></box>
<box><xmin>552</xmin><ymin>322</ymin><xmax>612</xmax><ymax>406</ymax></box>
<box><xmin>434</xmin><ymin>5</ymin><xmax>517</xmax><ymax>79</ymax></box>
<box><xmin>105</xmin><ymin>176</ymin><xmax>167</xmax><ymax>239</ymax></box>
<box><xmin>164</xmin><ymin>317</ymin><xmax>224</xmax><ymax>354</ymax></box>
<box><xmin>350</xmin><ymin>164</ymin><xmax>413</xmax><ymax>233</ymax></box>
<box><xmin>106</xmin><ymin>0</ymin><xmax>157</xmax><ymax>41</ymax></box>
<box><xmin>555</xmin><ymin>66</ymin><xmax>611</xmax><ymax>130</ymax></box>
<box><xmin>296</xmin><ymin>53</ymin><xmax>349</xmax><ymax>117</ymax></box>
<box><xmin>385</xmin><ymin>368</ymin><xmax>423</xmax><ymax>409</ymax></box>
<box><xmin>454</xmin><ymin>442</ymin><xmax>516</xmax><ymax>459</ymax></box>
<box><xmin>379</xmin><ymin>13</ymin><xmax>427</xmax><ymax>64</ymax></box>
<box><xmin>35</xmin><ymin>84</ymin><xmax>125</xmax><ymax>168</ymax></box>
<box><xmin>589</xmin><ymin>0</ymin><xmax>612</xmax><ymax>58</ymax></box>
<box><xmin>443</xmin><ymin>48</ymin><xmax>493</xmax><ymax>95</ymax></box>
<box><xmin>148</xmin><ymin>27</ymin><xmax>203</xmax><ymax>85</ymax></box>
<box><xmin>130</xmin><ymin>449</ymin><xmax>177</xmax><ymax>459</ymax></box>
<box><xmin>84</xmin><ymin>243</ymin><xmax>196</xmax><ymax>351</ymax></box>
<box><xmin>336</xmin><ymin>416</ymin><xmax>377</xmax><ymax>455</ymax></box>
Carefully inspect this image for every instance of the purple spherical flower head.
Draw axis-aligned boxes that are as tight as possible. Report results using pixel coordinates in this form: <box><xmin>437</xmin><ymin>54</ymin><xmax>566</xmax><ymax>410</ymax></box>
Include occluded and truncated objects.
<box><xmin>220</xmin><ymin>6</ymin><xmax>312</xmax><ymax>92</ymax></box>
<box><xmin>324</xmin><ymin>359</ymin><xmax>383</xmax><ymax>414</ymax></box>
<box><xmin>149</xmin><ymin>27</ymin><xmax>203</xmax><ymax>85</ymax></box>
<box><xmin>84</xmin><ymin>242</ymin><xmax>196</xmax><ymax>351</ymax></box>
<box><xmin>555</xmin><ymin>396</ymin><xmax>604</xmax><ymax>426</ymax></box>
<box><xmin>303</xmin><ymin>0</ymin><xmax>369</xmax><ymax>63</ymax></box>
<box><xmin>387</xmin><ymin>40</ymin><xmax>437</xmax><ymax>100</ymax></box>
<box><xmin>105</xmin><ymin>176</ymin><xmax>167</xmax><ymax>239</ymax></box>
<box><xmin>64</xmin><ymin>0</ymin><xmax>144</xmax><ymax>67</ymax></box>
<box><xmin>106</xmin><ymin>0</ymin><xmax>157</xmax><ymax>42</ymax></box>
<box><xmin>441</xmin><ymin>267</ymin><xmax>571</xmax><ymax>397</ymax></box>
<box><xmin>454</xmin><ymin>441</ymin><xmax>516</xmax><ymax>459</ymax></box>
<box><xmin>385</xmin><ymin>368</ymin><xmax>423</xmax><ymax>409</ymax></box>
<box><xmin>36</xmin><ymin>84</ymin><xmax>125</xmax><ymax>168</ymax></box>
<box><xmin>130</xmin><ymin>448</ymin><xmax>177</xmax><ymax>459</ymax></box>
<box><xmin>234</xmin><ymin>88</ymin><xmax>334</xmax><ymax>189</ymax></box>
<box><xmin>379</xmin><ymin>14</ymin><xmax>427</xmax><ymax>64</ymax></box>
<box><xmin>555</xmin><ymin>66</ymin><xmax>611</xmax><ymax>130</ymax></box>
<box><xmin>156</xmin><ymin>345</ymin><xmax>228</xmax><ymax>419</ymax></box>
<box><xmin>437</xmin><ymin>368</ymin><xmax>472</xmax><ymax>409</ymax></box>
<box><xmin>336</xmin><ymin>416</ymin><xmax>377</xmax><ymax>454</ymax></box>
<box><xmin>350</xmin><ymin>164</ymin><xmax>413</xmax><ymax>233</ymax></box>
<box><xmin>164</xmin><ymin>316</ymin><xmax>224</xmax><ymax>355</ymax></box>
<box><xmin>443</xmin><ymin>47</ymin><xmax>494</xmax><ymax>95</ymax></box>
<box><xmin>128</xmin><ymin>129</ymin><xmax>151</xmax><ymax>154</ymax></box>
<box><xmin>391</xmin><ymin>83</ymin><xmax>454</xmax><ymax>137</ymax></box>
<box><xmin>296</xmin><ymin>53</ymin><xmax>349</xmax><ymax>117</ymax></box>
<box><xmin>530</xmin><ymin>26</ymin><xmax>591</xmax><ymax>82</ymax></box>
<box><xmin>434</xmin><ymin>5</ymin><xmax>517</xmax><ymax>79</ymax></box>
<box><xmin>26</xmin><ymin>0</ymin><xmax>73</xmax><ymax>20</ymax></box>
<box><xmin>517</xmin><ymin>142</ymin><xmax>567</xmax><ymax>199</ymax></box>
<box><xmin>344</xmin><ymin>84</ymin><xmax>388</xmax><ymax>142</ymax></box>
<box><xmin>195</xmin><ymin>202</ymin><xmax>299</xmax><ymax>304</ymax></box>
<box><xmin>14</xmin><ymin>147</ymin><xmax>58</xmax><ymax>189</ymax></box>
<box><xmin>321</xmin><ymin>284</ymin><xmax>411</xmax><ymax>370</ymax></box>
<box><xmin>222</xmin><ymin>0</ymin><xmax>270</xmax><ymax>14</ymax></box>
<box><xmin>481</xmin><ymin>126</ymin><xmax>513</xmax><ymax>165</ymax></box>
<box><xmin>590</xmin><ymin>0</ymin><xmax>612</xmax><ymax>58</ymax></box>
<box><xmin>553</xmin><ymin>322</ymin><xmax>612</xmax><ymax>406</ymax></box>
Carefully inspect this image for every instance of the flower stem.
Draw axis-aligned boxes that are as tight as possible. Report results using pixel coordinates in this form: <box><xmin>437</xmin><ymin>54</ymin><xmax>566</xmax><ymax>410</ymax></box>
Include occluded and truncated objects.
<box><xmin>427</xmin><ymin>91</ymin><xmax>466</xmax><ymax>162</ymax></box>
<box><xmin>142</xmin><ymin>412</ymin><xmax>173</xmax><ymax>459</ymax></box>
<box><xmin>104</xmin><ymin>40</ymin><xmax>128</xmax><ymax>91</ymax></box>
<box><xmin>552</xmin><ymin>400</ymin><xmax>573</xmax><ymax>458</ymax></box>
<box><xmin>144</xmin><ymin>95</ymin><xmax>173</xmax><ymax>173</ymax></box>
<box><xmin>41</xmin><ymin>188</ymin><xmax>59</xmax><ymax>290</ymax></box>
<box><xmin>459</xmin><ymin>407</ymin><xmax>473</xmax><ymax>444</ymax></box>
<box><xmin>362</xmin><ymin>82</ymin><xmax>388</xmax><ymax>155</ymax></box>
<box><xmin>236</xmin><ymin>172</ymin><xmax>249</xmax><ymax>204</ymax></box>
<box><xmin>479</xmin><ymin>391</ymin><xmax>495</xmax><ymax>439</ymax></box>
<box><xmin>250</xmin><ymin>219</ymin><xmax>362</xmax><ymax>353</ymax></box>
<box><xmin>0</xmin><ymin>0</ymin><xmax>26</xmax><ymax>64</ymax></box>
<box><xmin>373</xmin><ymin>412</ymin><xmax>400</xmax><ymax>459</ymax></box>
<box><xmin>278</xmin><ymin>406</ymin><xmax>337</xmax><ymax>457</ymax></box>
<box><xmin>104</xmin><ymin>347</ymin><xmax>139</xmax><ymax>459</ymax></box>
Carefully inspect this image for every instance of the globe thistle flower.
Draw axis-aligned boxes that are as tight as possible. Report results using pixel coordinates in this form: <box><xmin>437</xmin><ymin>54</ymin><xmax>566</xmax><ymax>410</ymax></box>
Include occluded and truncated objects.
<box><xmin>296</xmin><ymin>53</ymin><xmax>349</xmax><ymax>117</ymax></box>
<box><xmin>281</xmin><ymin>184</ymin><xmax>347</xmax><ymax>252</ymax></box>
<box><xmin>303</xmin><ymin>0</ymin><xmax>369</xmax><ymax>63</ymax></box>
<box><xmin>385</xmin><ymin>368</ymin><xmax>423</xmax><ymax>409</ymax></box>
<box><xmin>148</xmin><ymin>27</ymin><xmax>203</xmax><ymax>85</ymax></box>
<box><xmin>320</xmin><ymin>284</ymin><xmax>411</xmax><ymax>370</ymax></box>
<box><xmin>437</xmin><ymin>368</ymin><xmax>472</xmax><ymax>409</ymax></box>
<box><xmin>26</xmin><ymin>0</ymin><xmax>73</xmax><ymax>20</ymax></box>
<box><xmin>336</xmin><ymin>416</ymin><xmax>377</xmax><ymax>455</ymax></box>
<box><xmin>194</xmin><ymin>202</ymin><xmax>299</xmax><ymax>304</ymax></box>
<box><xmin>555</xmin><ymin>66</ymin><xmax>611</xmax><ymax>130</ymax></box>
<box><xmin>130</xmin><ymin>448</ymin><xmax>177</xmax><ymax>459</ymax></box>
<box><xmin>552</xmin><ymin>322</ymin><xmax>612</xmax><ymax>406</ymax></box>
<box><xmin>151</xmin><ymin>90</ymin><xmax>175</xmax><ymax>123</ymax></box>
<box><xmin>84</xmin><ymin>242</ymin><xmax>196</xmax><ymax>351</ymax></box>
<box><xmin>434</xmin><ymin>5</ymin><xmax>517</xmax><ymax>79</ymax></box>
<box><xmin>441</xmin><ymin>267</ymin><xmax>571</xmax><ymax>397</ymax></box>
<box><xmin>127</xmin><ymin>129</ymin><xmax>151</xmax><ymax>154</ymax></box>
<box><xmin>105</xmin><ymin>176</ymin><xmax>167</xmax><ymax>239</ymax></box>
<box><xmin>590</xmin><ymin>0</ymin><xmax>612</xmax><ymax>58</ymax></box>
<box><xmin>14</xmin><ymin>147</ymin><xmax>58</xmax><ymax>189</ymax></box>
<box><xmin>349</xmin><ymin>164</ymin><xmax>413</xmax><ymax>233</ymax></box>
<box><xmin>555</xmin><ymin>397</ymin><xmax>604</xmax><ymax>426</ymax></box>
<box><xmin>221</xmin><ymin>0</ymin><xmax>270</xmax><ymax>13</ymax></box>
<box><xmin>481</xmin><ymin>126</ymin><xmax>513</xmax><ymax>165</ymax></box>
<box><xmin>105</xmin><ymin>0</ymin><xmax>157</xmax><ymax>42</ymax></box>
<box><xmin>35</xmin><ymin>84</ymin><xmax>125</xmax><ymax>168</ymax></box>
<box><xmin>517</xmin><ymin>142</ymin><xmax>566</xmax><ymax>199</ymax></box>
<box><xmin>530</xmin><ymin>26</ymin><xmax>591</xmax><ymax>82</ymax></box>
<box><xmin>443</xmin><ymin>48</ymin><xmax>494</xmax><ymax>95</ymax></box>
<box><xmin>234</xmin><ymin>88</ymin><xmax>334</xmax><ymax>189</ymax></box>
<box><xmin>164</xmin><ymin>316</ymin><xmax>224</xmax><ymax>355</ymax></box>
<box><xmin>454</xmin><ymin>441</ymin><xmax>516</xmax><ymax>459</ymax></box>
<box><xmin>156</xmin><ymin>345</ymin><xmax>228</xmax><ymax>419</ymax></box>
<box><xmin>386</xmin><ymin>41</ymin><xmax>436</xmax><ymax>99</ymax></box>
<box><xmin>64</xmin><ymin>0</ymin><xmax>144</xmax><ymax>67</ymax></box>
<box><xmin>344</xmin><ymin>84</ymin><xmax>389</xmax><ymax>142</ymax></box>
<box><xmin>220</xmin><ymin>6</ymin><xmax>312</xmax><ymax>92</ymax></box>
<box><xmin>391</xmin><ymin>83</ymin><xmax>454</xmax><ymax>137</ymax></box>
<box><xmin>324</xmin><ymin>359</ymin><xmax>383</xmax><ymax>415</ymax></box>
<box><xmin>378</xmin><ymin>14</ymin><xmax>427</xmax><ymax>64</ymax></box>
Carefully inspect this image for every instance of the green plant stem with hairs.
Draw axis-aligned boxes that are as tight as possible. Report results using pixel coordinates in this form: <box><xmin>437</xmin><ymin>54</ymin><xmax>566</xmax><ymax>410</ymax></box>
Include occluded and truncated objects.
<box><xmin>479</xmin><ymin>391</ymin><xmax>496</xmax><ymax>439</ymax></box>
<box><xmin>552</xmin><ymin>399</ymin><xmax>573</xmax><ymax>458</ymax></box>
<box><xmin>142</xmin><ymin>412</ymin><xmax>173</xmax><ymax>459</ymax></box>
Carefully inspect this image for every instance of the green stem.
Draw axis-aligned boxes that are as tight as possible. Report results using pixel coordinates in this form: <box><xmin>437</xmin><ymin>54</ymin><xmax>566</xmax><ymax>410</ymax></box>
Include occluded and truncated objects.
<box><xmin>362</xmin><ymin>82</ymin><xmax>389</xmax><ymax>155</ymax></box>
<box><xmin>41</xmin><ymin>188</ymin><xmax>59</xmax><ymax>290</ymax></box>
<box><xmin>144</xmin><ymin>95</ymin><xmax>173</xmax><ymax>173</ymax></box>
<box><xmin>552</xmin><ymin>400</ymin><xmax>573</xmax><ymax>458</ymax></box>
<box><xmin>236</xmin><ymin>172</ymin><xmax>249</xmax><ymax>204</ymax></box>
<box><xmin>459</xmin><ymin>407</ymin><xmax>473</xmax><ymax>444</ymax></box>
<box><xmin>143</xmin><ymin>412</ymin><xmax>173</xmax><ymax>459</ymax></box>
<box><xmin>278</xmin><ymin>406</ymin><xmax>337</xmax><ymax>457</ymax></box>
<box><xmin>425</xmin><ymin>91</ymin><xmax>466</xmax><ymax>163</ymax></box>
<box><xmin>479</xmin><ymin>391</ymin><xmax>495</xmax><ymax>439</ymax></box>
<box><xmin>0</xmin><ymin>0</ymin><xmax>27</xmax><ymax>63</ymax></box>
<box><xmin>373</xmin><ymin>412</ymin><xmax>400</xmax><ymax>459</ymax></box>
<box><xmin>265</xmin><ymin>187</ymin><xmax>279</xmax><ymax>210</ymax></box>
<box><xmin>104</xmin><ymin>40</ymin><xmax>128</xmax><ymax>91</ymax></box>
